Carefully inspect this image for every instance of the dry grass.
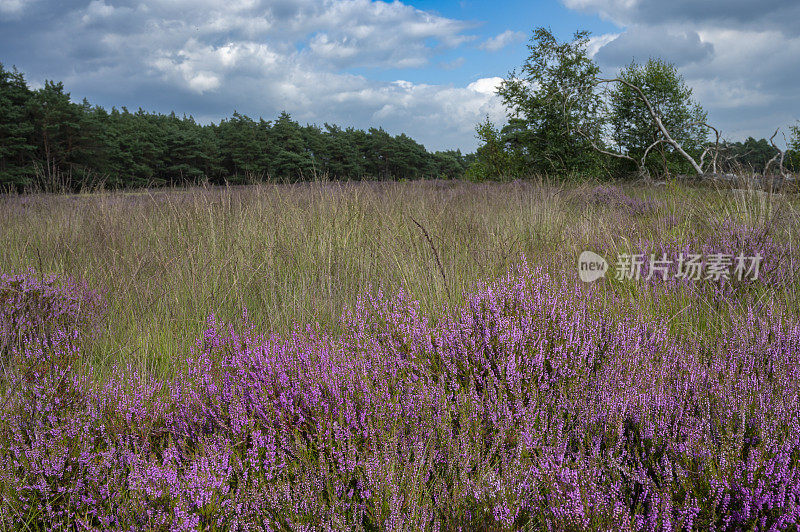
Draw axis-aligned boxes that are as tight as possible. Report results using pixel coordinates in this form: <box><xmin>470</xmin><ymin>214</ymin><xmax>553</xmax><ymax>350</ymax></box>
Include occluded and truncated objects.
<box><xmin>1</xmin><ymin>179</ymin><xmax>798</xmax><ymax>380</ymax></box>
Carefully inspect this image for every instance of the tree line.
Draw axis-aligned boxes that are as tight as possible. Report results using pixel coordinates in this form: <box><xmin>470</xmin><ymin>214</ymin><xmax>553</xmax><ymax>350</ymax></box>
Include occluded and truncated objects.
<box><xmin>0</xmin><ymin>63</ymin><xmax>472</xmax><ymax>192</ymax></box>
<box><xmin>469</xmin><ymin>27</ymin><xmax>800</xmax><ymax>181</ymax></box>
<box><xmin>4</xmin><ymin>39</ymin><xmax>799</xmax><ymax>191</ymax></box>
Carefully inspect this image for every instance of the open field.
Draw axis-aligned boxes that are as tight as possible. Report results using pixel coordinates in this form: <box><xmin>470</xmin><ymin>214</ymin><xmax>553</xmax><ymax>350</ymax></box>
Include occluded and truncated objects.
<box><xmin>1</xmin><ymin>180</ymin><xmax>800</xmax><ymax>529</ymax></box>
<box><xmin>3</xmin><ymin>180</ymin><xmax>798</xmax><ymax>378</ymax></box>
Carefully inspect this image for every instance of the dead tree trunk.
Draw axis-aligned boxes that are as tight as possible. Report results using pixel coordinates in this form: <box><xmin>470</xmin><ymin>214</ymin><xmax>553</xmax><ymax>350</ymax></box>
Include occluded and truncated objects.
<box><xmin>597</xmin><ymin>77</ymin><xmax>706</xmax><ymax>175</ymax></box>
<box><xmin>764</xmin><ymin>128</ymin><xmax>789</xmax><ymax>178</ymax></box>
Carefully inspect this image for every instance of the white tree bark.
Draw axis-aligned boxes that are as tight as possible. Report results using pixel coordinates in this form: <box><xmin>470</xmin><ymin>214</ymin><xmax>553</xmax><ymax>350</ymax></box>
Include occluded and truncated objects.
<box><xmin>764</xmin><ymin>128</ymin><xmax>789</xmax><ymax>177</ymax></box>
<box><xmin>597</xmin><ymin>77</ymin><xmax>705</xmax><ymax>175</ymax></box>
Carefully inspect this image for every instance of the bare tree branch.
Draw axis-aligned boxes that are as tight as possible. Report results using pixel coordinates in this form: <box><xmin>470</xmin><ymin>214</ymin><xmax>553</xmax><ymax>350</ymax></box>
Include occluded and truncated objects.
<box><xmin>574</xmin><ymin>127</ymin><xmax>644</xmax><ymax>177</ymax></box>
<box><xmin>764</xmin><ymin>128</ymin><xmax>788</xmax><ymax>177</ymax></box>
<box><xmin>699</xmin><ymin>146</ymin><xmax>712</xmax><ymax>172</ymax></box>
<box><xmin>597</xmin><ymin>77</ymin><xmax>705</xmax><ymax>175</ymax></box>
<box><xmin>640</xmin><ymin>139</ymin><xmax>671</xmax><ymax>177</ymax></box>
<box><xmin>695</xmin><ymin>122</ymin><xmax>720</xmax><ymax>174</ymax></box>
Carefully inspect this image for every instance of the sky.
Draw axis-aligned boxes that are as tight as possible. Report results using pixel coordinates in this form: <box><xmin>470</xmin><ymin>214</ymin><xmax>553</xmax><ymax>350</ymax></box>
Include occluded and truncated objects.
<box><xmin>1</xmin><ymin>0</ymin><xmax>798</xmax><ymax>152</ymax></box>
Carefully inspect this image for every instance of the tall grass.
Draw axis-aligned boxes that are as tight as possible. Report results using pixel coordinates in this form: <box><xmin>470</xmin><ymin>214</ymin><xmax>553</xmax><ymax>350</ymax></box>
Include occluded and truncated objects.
<box><xmin>0</xmin><ymin>180</ymin><xmax>797</xmax><ymax>380</ymax></box>
<box><xmin>2</xmin><ymin>180</ymin><xmax>800</xmax><ymax>529</ymax></box>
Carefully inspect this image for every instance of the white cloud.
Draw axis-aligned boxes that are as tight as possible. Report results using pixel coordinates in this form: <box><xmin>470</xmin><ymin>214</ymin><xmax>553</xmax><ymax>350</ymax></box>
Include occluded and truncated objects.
<box><xmin>0</xmin><ymin>0</ymin><xmax>31</xmax><ymax>17</ymax></box>
<box><xmin>81</xmin><ymin>0</ymin><xmax>115</xmax><ymax>22</ymax></box>
<box><xmin>586</xmin><ymin>32</ymin><xmax>621</xmax><ymax>58</ymax></box>
<box><xmin>258</xmin><ymin>73</ymin><xmax>506</xmax><ymax>150</ymax></box>
<box><xmin>349</xmin><ymin>78</ymin><xmax>506</xmax><ymax>147</ymax></box>
<box><xmin>594</xmin><ymin>26</ymin><xmax>713</xmax><ymax>67</ymax></box>
<box><xmin>479</xmin><ymin>30</ymin><xmax>526</xmax><ymax>52</ymax></box>
<box><xmin>149</xmin><ymin>39</ymin><xmax>282</xmax><ymax>94</ymax></box>
<box><xmin>569</xmin><ymin>0</ymin><xmax>800</xmax><ymax>143</ymax></box>
<box><xmin>563</xmin><ymin>0</ymin><xmax>800</xmax><ymax>35</ymax></box>
<box><xmin>562</xmin><ymin>0</ymin><xmax>638</xmax><ymax>25</ymax></box>
<box><xmin>467</xmin><ymin>77</ymin><xmax>504</xmax><ymax>95</ymax></box>
<box><xmin>69</xmin><ymin>0</ymin><xmax>476</xmax><ymax>72</ymax></box>
<box><xmin>0</xmin><ymin>0</ymin><xmax>506</xmax><ymax>150</ymax></box>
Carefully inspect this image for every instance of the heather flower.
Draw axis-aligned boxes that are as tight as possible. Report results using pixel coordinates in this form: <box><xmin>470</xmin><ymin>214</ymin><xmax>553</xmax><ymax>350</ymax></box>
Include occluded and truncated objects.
<box><xmin>570</xmin><ymin>185</ymin><xmax>660</xmax><ymax>215</ymax></box>
<box><xmin>0</xmin><ymin>268</ymin><xmax>105</xmax><ymax>372</ymax></box>
<box><xmin>1</xmin><ymin>264</ymin><xmax>798</xmax><ymax>530</ymax></box>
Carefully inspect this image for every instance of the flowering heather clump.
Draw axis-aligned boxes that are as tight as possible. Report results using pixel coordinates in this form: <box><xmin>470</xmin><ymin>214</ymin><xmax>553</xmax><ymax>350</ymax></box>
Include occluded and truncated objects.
<box><xmin>0</xmin><ymin>269</ymin><xmax>105</xmax><ymax>364</ymax></box>
<box><xmin>705</xmin><ymin>220</ymin><xmax>794</xmax><ymax>287</ymax></box>
<box><xmin>1</xmin><ymin>264</ymin><xmax>799</xmax><ymax>529</ymax></box>
<box><xmin>572</xmin><ymin>185</ymin><xmax>660</xmax><ymax>215</ymax></box>
<box><xmin>606</xmin><ymin>220</ymin><xmax>795</xmax><ymax>314</ymax></box>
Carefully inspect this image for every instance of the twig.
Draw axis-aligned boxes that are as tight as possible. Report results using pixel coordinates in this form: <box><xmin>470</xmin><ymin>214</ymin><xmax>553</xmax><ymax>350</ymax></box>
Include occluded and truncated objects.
<box><xmin>598</xmin><ymin>77</ymin><xmax>705</xmax><ymax>175</ymax></box>
<box><xmin>640</xmin><ymin>138</ymin><xmax>671</xmax><ymax>178</ymax></box>
<box><xmin>693</xmin><ymin>122</ymin><xmax>720</xmax><ymax>174</ymax></box>
<box><xmin>409</xmin><ymin>217</ymin><xmax>451</xmax><ymax>301</ymax></box>
<box><xmin>764</xmin><ymin>128</ymin><xmax>788</xmax><ymax>178</ymax></box>
<box><xmin>574</xmin><ymin>128</ymin><xmax>638</xmax><ymax>165</ymax></box>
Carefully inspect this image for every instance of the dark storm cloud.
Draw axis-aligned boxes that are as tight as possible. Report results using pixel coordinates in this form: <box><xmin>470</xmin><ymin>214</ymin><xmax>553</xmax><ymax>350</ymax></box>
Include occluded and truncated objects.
<box><xmin>594</xmin><ymin>27</ymin><xmax>713</xmax><ymax>67</ymax></box>
<box><xmin>568</xmin><ymin>0</ymin><xmax>800</xmax><ymax>145</ymax></box>
<box><xmin>566</xmin><ymin>0</ymin><xmax>800</xmax><ymax>36</ymax></box>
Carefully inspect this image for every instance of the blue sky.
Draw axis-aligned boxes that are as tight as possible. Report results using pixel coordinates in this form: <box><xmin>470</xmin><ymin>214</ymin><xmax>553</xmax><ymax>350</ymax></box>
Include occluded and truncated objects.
<box><xmin>1</xmin><ymin>0</ymin><xmax>798</xmax><ymax>152</ymax></box>
<box><xmin>342</xmin><ymin>1</ymin><xmax>619</xmax><ymax>86</ymax></box>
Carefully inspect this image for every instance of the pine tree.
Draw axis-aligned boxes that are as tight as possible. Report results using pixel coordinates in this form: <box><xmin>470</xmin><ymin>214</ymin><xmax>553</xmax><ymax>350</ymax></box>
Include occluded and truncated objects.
<box><xmin>0</xmin><ymin>64</ymin><xmax>35</xmax><ymax>188</ymax></box>
<box><xmin>216</xmin><ymin>112</ymin><xmax>270</xmax><ymax>182</ymax></box>
<box><xmin>271</xmin><ymin>112</ymin><xmax>312</xmax><ymax>181</ymax></box>
<box><xmin>0</xmin><ymin>65</ymin><xmax>463</xmax><ymax>190</ymax></box>
<box><xmin>29</xmin><ymin>80</ymin><xmax>88</xmax><ymax>191</ymax></box>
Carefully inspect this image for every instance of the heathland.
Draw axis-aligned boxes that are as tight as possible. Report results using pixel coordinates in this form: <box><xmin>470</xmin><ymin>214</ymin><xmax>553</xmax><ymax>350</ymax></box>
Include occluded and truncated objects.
<box><xmin>1</xmin><ymin>180</ymin><xmax>799</xmax><ymax>529</ymax></box>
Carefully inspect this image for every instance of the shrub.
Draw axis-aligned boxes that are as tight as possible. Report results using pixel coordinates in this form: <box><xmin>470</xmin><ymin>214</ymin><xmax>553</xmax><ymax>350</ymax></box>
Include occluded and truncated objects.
<box><xmin>0</xmin><ymin>269</ymin><xmax>105</xmax><ymax>364</ymax></box>
<box><xmin>1</xmin><ymin>263</ymin><xmax>799</xmax><ymax>529</ymax></box>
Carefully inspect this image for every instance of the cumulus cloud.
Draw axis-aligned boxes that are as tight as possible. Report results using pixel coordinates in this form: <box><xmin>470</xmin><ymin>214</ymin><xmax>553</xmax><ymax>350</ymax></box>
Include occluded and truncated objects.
<box><xmin>297</xmin><ymin>0</ymin><xmax>475</xmax><ymax>69</ymax></box>
<box><xmin>567</xmin><ymin>0</ymin><xmax>800</xmax><ymax>144</ymax></box>
<box><xmin>467</xmin><ymin>77</ymin><xmax>504</xmax><ymax>95</ymax></box>
<box><xmin>593</xmin><ymin>27</ymin><xmax>713</xmax><ymax>67</ymax></box>
<box><xmin>479</xmin><ymin>30</ymin><xmax>526</xmax><ymax>52</ymax></box>
<box><xmin>0</xmin><ymin>0</ymin><xmax>32</xmax><ymax>17</ymax></box>
<box><xmin>0</xmin><ymin>0</ymin><xmax>505</xmax><ymax>150</ymax></box>
<box><xmin>586</xmin><ymin>32</ymin><xmax>620</xmax><ymax>57</ymax></box>
<box><xmin>149</xmin><ymin>40</ymin><xmax>282</xmax><ymax>94</ymax></box>
<box><xmin>563</xmin><ymin>0</ymin><xmax>800</xmax><ymax>36</ymax></box>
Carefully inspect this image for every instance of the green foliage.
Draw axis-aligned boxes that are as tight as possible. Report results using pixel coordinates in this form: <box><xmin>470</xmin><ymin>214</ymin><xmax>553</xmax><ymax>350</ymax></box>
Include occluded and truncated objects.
<box><xmin>272</xmin><ymin>111</ymin><xmax>313</xmax><ymax>181</ymax></box>
<box><xmin>607</xmin><ymin>58</ymin><xmax>708</xmax><ymax>177</ymax></box>
<box><xmin>0</xmin><ymin>65</ymin><xmax>470</xmax><ymax>191</ymax></box>
<box><xmin>465</xmin><ymin>117</ymin><xmax>525</xmax><ymax>181</ymax></box>
<box><xmin>787</xmin><ymin>124</ymin><xmax>800</xmax><ymax>173</ymax></box>
<box><xmin>495</xmin><ymin>27</ymin><xmax>604</xmax><ymax>177</ymax></box>
<box><xmin>472</xmin><ymin>29</ymin><xmax>743</xmax><ymax>180</ymax></box>
<box><xmin>215</xmin><ymin>112</ymin><xmax>271</xmax><ymax>182</ymax></box>
<box><xmin>315</xmin><ymin>124</ymin><xmax>365</xmax><ymax>179</ymax></box>
<box><xmin>0</xmin><ymin>64</ymin><xmax>35</xmax><ymax>188</ymax></box>
<box><xmin>718</xmin><ymin>136</ymin><xmax>782</xmax><ymax>174</ymax></box>
<box><xmin>26</xmin><ymin>80</ymin><xmax>105</xmax><ymax>191</ymax></box>
<box><xmin>430</xmin><ymin>149</ymin><xmax>468</xmax><ymax>179</ymax></box>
